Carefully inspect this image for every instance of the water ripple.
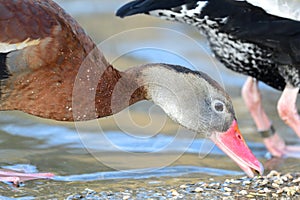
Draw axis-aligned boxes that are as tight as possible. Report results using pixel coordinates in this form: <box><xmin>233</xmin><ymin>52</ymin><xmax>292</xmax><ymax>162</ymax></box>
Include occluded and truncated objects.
<box><xmin>54</xmin><ymin>166</ymin><xmax>243</xmax><ymax>182</ymax></box>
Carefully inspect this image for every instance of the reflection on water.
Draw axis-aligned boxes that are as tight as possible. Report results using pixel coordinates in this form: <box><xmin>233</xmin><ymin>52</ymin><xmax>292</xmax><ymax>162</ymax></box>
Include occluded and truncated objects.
<box><xmin>53</xmin><ymin>166</ymin><xmax>243</xmax><ymax>182</ymax></box>
<box><xmin>0</xmin><ymin>0</ymin><xmax>299</xmax><ymax>198</ymax></box>
<box><xmin>0</xmin><ymin>112</ymin><xmax>266</xmax><ymax>156</ymax></box>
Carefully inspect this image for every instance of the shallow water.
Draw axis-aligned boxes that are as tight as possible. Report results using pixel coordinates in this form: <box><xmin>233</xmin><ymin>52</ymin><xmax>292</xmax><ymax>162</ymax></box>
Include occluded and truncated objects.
<box><xmin>0</xmin><ymin>0</ymin><xmax>300</xmax><ymax>199</ymax></box>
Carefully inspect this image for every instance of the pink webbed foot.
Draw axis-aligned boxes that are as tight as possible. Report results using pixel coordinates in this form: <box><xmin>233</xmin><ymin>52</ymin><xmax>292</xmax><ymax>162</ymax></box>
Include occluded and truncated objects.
<box><xmin>0</xmin><ymin>169</ymin><xmax>54</xmax><ymax>186</ymax></box>
<box><xmin>242</xmin><ymin>77</ymin><xmax>300</xmax><ymax>158</ymax></box>
<box><xmin>263</xmin><ymin>133</ymin><xmax>300</xmax><ymax>158</ymax></box>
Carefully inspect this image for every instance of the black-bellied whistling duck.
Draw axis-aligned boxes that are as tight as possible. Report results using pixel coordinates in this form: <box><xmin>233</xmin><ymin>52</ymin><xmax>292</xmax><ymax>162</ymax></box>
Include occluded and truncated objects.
<box><xmin>0</xmin><ymin>0</ymin><xmax>263</xmax><ymax>184</ymax></box>
<box><xmin>117</xmin><ymin>0</ymin><xmax>300</xmax><ymax>158</ymax></box>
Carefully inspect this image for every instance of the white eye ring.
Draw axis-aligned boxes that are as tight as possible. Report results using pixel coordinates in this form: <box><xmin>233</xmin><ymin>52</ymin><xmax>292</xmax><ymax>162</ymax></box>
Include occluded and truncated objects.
<box><xmin>212</xmin><ymin>100</ymin><xmax>225</xmax><ymax>113</ymax></box>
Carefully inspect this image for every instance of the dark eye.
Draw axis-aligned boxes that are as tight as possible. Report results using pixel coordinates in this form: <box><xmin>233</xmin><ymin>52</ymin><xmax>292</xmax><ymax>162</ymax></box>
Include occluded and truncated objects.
<box><xmin>212</xmin><ymin>100</ymin><xmax>225</xmax><ymax>113</ymax></box>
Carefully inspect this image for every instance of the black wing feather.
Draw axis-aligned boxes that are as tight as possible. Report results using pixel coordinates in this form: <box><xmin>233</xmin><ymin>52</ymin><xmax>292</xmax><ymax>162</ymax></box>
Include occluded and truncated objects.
<box><xmin>224</xmin><ymin>16</ymin><xmax>300</xmax><ymax>64</ymax></box>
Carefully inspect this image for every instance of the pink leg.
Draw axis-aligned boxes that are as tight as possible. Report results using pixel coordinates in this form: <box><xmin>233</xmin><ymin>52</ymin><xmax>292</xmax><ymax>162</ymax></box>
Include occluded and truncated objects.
<box><xmin>0</xmin><ymin>169</ymin><xmax>54</xmax><ymax>186</ymax></box>
<box><xmin>242</xmin><ymin>77</ymin><xmax>300</xmax><ymax>158</ymax></box>
<box><xmin>277</xmin><ymin>84</ymin><xmax>300</xmax><ymax>137</ymax></box>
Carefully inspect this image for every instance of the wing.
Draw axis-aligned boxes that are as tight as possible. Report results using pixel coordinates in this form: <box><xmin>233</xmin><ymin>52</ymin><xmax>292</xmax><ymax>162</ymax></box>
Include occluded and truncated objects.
<box><xmin>0</xmin><ymin>0</ymin><xmax>97</xmax><ymax>80</ymax></box>
<box><xmin>223</xmin><ymin>12</ymin><xmax>300</xmax><ymax>64</ymax></box>
<box><xmin>0</xmin><ymin>0</ymin><xmax>57</xmax><ymax>44</ymax></box>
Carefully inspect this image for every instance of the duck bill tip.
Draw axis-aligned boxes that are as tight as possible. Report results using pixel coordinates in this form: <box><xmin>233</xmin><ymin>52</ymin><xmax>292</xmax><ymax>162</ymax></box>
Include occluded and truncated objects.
<box><xmin>210</xmin><ymin>120</ymin><xmax>264</xmax><ymax>177</ymax></box>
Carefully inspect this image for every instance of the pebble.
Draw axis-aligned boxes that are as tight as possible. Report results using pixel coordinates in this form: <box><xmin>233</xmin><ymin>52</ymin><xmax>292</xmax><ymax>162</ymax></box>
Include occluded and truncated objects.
<box><xmin>229</xmin><ymin>179</ymin><xmax>241</xmax><ymax>184</ymax></box>
<box><xmin>208</xmin><ymin>182</ymin><xmax>221</xmax><ymax>189</ymax></box>
<box><xmin>67</xmin><ymin>170</ymin><xmax>300</xmax><ymax>199</ymax></box>
<box><xmin>200</xmin><ymin>182</ymin><xmax>208</xmax><ymax>187</ymax></box>
<box><xmin>258</xmin><ymin>189</ymin><xmax>264</xmax><ymax>193</ymax></box>
<box><xmin>123</xmin><ymin>195</ymin><xmax>131</xmax><ymax>200</ymax></box>
<box><xmin>281</xmin><ymin>176</ymin><xmax>288</xmax><ymax>182</ymax></box>
<box><xmin>286</xmin><ymin>173</ymin><xmax>294</xmax><ymax>180</ymax></box>
<box><xmin>272</xmin><ymin>193</ymin><xmax>279</xmax><ymax>198</ymax></box>
<box><xmin>274</xmin><ymin>178</ymin><xmax>284</xmax><ymax>185</ymax></box>
<box><xmin>263</xmin><ymin>187</ymin><xmax>271</xmax><ymax>193</ymax></box>
<box><xmin>222</xmin><ymin>183</ymin><xmax>230</xmax><ymax>187</ymax></box>
<box><xmin>276</xmin><ymin>188</ymin><xmax>284</xmax><ymax>194</ymax></box>
<box><xmin>272</xmin><ymin>183</ymin><xmax>280</xmax><ymax>188</ymax></box>
<box><xmin>238</xmin><ymin>190</ymin><xmax>247</xmax><ymax>195</ymax></box>
<box><xmin>180</xmin><ymin>184</ymin><xmax>188</xmax><ymax>189</ymax></box>
<box><xmin>222</xmin><ymin>197</ymin><xmax>233</xmax><ymax>200</ymax></box>
<box><xmin>267</xmin><ymin>170</ymin><xmax>280</xmax><ymax>178</ymax></box>
<box><xmin>223</xmin><ymin>192</ymin><xmax>231</xmax><ymax>196</ymax></box>
<box><xmin>224</xmin><ymin>179</ymin><xmax>230</xmax><ymax>183</ymax></box>
<box><xmin>292</xmin><ymin>177</ymin><xmax>300</xmax><ymax>183</ymax></box>
<box><xmin>250</xmin><ymin>192</ymin><xmax>267</xmax><ymax>197</ymax></box>
<box><xmin>224</xmin><ymin>187</ymin><xmax>232</xmax><ymax>192</ymax></box>
<box><xmin>170</xmin><ymin>189</ymin><xmax>179</xmax><ymax>196</ymax></box>
<box><xmin>259</xmin><ymin>179</ymin><xmax>268</xmax><ymax>186</ymax></box>
<box><xmin>194</xmin><ymin>187</ymin><xmax>204</xmax><ymax>193</ymax></box>
<box><xmin>242</xmin><ymin>180</ymin><xmax>251</xmax><ymax>185</ymax></box>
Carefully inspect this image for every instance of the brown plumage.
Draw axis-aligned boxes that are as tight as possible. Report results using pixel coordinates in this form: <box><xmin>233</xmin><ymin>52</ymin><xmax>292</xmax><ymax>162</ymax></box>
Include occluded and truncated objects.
<box><xmin>0</xmin><ymin>0</ymin><xmax>146</xmax><ymax>121</ymax></box>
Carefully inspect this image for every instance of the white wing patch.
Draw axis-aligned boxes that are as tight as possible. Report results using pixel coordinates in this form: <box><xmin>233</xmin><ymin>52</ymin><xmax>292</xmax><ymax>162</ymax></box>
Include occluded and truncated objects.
<box><xmin>183</xmin><ymin>1</ymin><xmax>208</xmax><ymax>17</ymax></box>
<box><xmin>149</xmin><ymin>1</ymin><xmax>208</xmax><ymax>23</ymax></box>
<box><xmin>0</xmin><ymin>38</ymin><xmax>40</xmax><ymax>53</ymax></box>
<box><xmin>245</xmin><ymin>0</ymin><xmax>300</xmax><ymax>21</ymax></box>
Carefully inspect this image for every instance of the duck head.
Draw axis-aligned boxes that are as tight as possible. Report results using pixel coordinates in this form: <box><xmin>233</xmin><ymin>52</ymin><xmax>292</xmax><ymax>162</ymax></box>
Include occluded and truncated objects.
<box><xmin>132</xmin><ymin>64</ymin><xmax>264</xmax><ymax>177</ymax></box>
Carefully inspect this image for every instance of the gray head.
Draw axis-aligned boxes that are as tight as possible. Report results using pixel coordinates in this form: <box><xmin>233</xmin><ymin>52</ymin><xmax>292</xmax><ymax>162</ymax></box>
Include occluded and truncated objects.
<box><xmin>129</xmin><ymin>63</ymin><xmax>263</xmax><ymax>177</ymax></box>
<box><xmin>139</xmin><ymin>63</ymin><xmax>234</xmax><ymax>135</ymax></box>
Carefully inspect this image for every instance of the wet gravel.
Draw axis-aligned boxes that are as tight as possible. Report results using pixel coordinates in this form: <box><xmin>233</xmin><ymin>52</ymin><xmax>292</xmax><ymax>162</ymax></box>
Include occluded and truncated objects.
<box><xmin>66</xmin><ymin>170</ymin><xmax>300</xmax><ymax>199</ymax></box>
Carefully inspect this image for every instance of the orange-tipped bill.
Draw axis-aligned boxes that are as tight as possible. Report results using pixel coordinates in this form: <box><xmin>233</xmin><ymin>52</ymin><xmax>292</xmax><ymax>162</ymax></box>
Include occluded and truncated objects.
<box><xmin>210</xmin><ymin>120</ymin><xmax>264</xmax><ymax>177</ymax></box>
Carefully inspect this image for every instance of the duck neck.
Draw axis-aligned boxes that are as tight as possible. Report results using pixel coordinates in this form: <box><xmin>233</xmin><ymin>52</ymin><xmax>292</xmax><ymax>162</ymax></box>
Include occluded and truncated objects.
<box><xmin>132</xmin><ymin>64</ymin><xmax>186</xmax><ymax>126</ymax></box>
<box><xmin>90</xmin><ymin>63</ymin><xmax>184</xmax><ymax>121</ymax></box>
<box><xmin>72</xmin><ymin>64</ymin><xmax>147</xmax><ymax>121</ymax></box>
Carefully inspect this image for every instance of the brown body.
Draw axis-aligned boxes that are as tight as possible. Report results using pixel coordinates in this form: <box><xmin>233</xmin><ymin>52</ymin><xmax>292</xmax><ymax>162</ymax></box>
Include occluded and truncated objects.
<box><xmin>0</xmin><ymin>0</ymin><xmax>145</xmax><ymax>121</ymax></box>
